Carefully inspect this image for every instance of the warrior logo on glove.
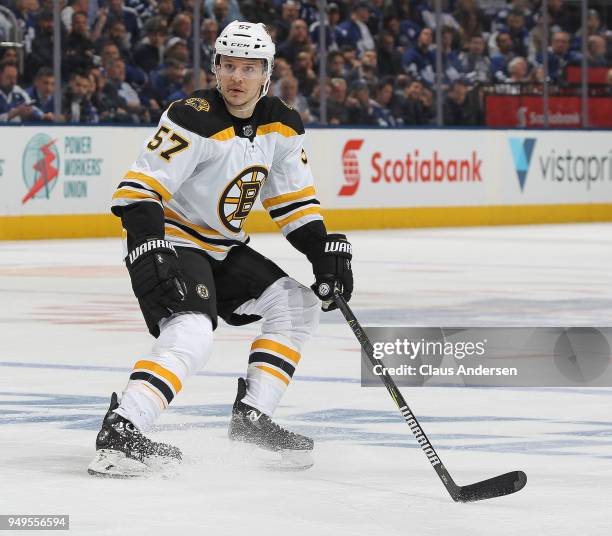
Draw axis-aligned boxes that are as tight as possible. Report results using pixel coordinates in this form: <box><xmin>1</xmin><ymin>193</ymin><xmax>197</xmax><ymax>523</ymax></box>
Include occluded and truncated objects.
<box><xmin>309</xmin><ymin>234</ymin><xmax>353</xmax><ymax>311</ymax></box>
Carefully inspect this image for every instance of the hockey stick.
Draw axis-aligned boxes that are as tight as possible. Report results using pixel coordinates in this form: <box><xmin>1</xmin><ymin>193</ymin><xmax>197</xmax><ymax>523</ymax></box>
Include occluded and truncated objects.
<box><xmin>332</xmin><ymin>293</ymin><xmax>527</xmax><ymax>502</ymax></box>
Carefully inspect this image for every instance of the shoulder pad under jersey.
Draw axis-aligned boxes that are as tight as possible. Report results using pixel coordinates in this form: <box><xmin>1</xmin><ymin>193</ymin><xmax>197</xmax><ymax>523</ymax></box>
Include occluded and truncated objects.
<box><xmin>166</xmin><ymin>89</ymin><xmax>233</xmax><ymax>139</ymax></box>
<box><xmin>257</xmin><ymin>96</ymin><xmax>305</xmax><ymax>136</ymax></box>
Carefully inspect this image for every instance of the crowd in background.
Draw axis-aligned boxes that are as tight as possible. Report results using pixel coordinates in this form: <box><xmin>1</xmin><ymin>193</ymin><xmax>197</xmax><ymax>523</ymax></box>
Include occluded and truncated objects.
<box><xmin>0</xmin><ymin>0</ymin><xmax>611</xmax><ymax>126</ymax></box>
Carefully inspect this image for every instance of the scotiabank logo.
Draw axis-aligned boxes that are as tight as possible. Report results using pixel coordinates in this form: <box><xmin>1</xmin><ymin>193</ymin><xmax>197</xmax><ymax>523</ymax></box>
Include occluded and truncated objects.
<box><xmin>372</xmin><ymin>150</ymin><xmax>482</xmax><ymax>183</ymax></box>
<box><xmin>339</xmin><ymin>139</ymin><xmax>364</xmax><ymax>196</ymax></box>
<box><xmin>338</xmin><ymin>139</ymin><xmax>483</xmax><ymax>197</ymax></box>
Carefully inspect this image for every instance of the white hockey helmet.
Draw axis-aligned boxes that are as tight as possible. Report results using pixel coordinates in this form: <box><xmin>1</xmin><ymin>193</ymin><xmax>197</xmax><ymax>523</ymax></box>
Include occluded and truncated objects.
<box><xmin>213</xmin><ymin>21</ymin><xmax>276</xmax><ymax>96</ymax></box>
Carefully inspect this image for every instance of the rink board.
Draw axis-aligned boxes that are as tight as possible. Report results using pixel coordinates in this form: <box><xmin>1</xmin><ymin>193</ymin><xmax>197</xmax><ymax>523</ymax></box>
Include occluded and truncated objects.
<box><xmin>1</xmin><ymin>126</ymin><xmax>610</xmax><ymax>239</ymax></box>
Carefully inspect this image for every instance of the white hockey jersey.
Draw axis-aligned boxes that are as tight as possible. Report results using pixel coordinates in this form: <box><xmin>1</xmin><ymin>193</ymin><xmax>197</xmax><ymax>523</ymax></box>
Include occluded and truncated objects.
<box><xmin>112</xmin><ymin>89</ymin><xmax>323</xmax><ymax>260</ymax></box>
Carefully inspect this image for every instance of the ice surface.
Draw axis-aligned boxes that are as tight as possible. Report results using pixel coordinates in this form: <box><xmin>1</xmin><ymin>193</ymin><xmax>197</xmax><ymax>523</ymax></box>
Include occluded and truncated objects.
<box><xmin>1</xmin><ymin>224</ymin><xmax>611</xmax><ymax>535</ymax></box>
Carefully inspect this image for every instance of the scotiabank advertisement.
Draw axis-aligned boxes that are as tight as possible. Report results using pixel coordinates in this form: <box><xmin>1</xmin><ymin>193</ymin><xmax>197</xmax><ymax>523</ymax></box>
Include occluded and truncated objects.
<box><xmin>304</xmin><ymin>129</ymin><xmax>612</xmax><ymax>209</ymax></box>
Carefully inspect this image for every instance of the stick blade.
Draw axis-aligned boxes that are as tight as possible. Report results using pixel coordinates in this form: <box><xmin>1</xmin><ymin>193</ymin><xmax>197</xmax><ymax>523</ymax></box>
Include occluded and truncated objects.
<box><xmin>454</xmin><ymin>470</ymin><xmax>527</xmax><ymax>503</ymax></box>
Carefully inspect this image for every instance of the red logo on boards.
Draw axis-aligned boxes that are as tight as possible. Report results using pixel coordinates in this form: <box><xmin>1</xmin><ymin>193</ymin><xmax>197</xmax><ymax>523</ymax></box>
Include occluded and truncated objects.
<box><xmin>338</xmin><ymin>139</ymin><xmax>364</xmax><ymax>197</ymax></box>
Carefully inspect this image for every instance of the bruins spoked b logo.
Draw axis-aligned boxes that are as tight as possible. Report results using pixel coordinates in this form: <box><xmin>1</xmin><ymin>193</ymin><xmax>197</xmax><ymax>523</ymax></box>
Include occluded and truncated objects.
<box><xmin>218</xmin><ymin>166</ymin><xmax>268</xmax><ymax>232</ymax></box>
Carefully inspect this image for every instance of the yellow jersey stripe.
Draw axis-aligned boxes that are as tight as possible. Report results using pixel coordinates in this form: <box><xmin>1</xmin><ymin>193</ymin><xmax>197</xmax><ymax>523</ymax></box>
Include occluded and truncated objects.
<box><xmin>255</xmin><ymin>365</ymin><xmax>290</xmax><ymax>385</ymax></box>
<box><xmin>210</xmin><ymin>126</ymin><xmax>236</xmax><ymax>141</ymax></box>
<box><xmin>251</xmin><ymin>339</ymin><xmax>301</xmax><ymax>364</ymax></box>
<box><xmin>262</xmin><ymin>186</ymin><xmax>317</xmax><ymax>209</ymax></box>
<box><xmin>123</xmin><ymin>171</ymin><xmax>172</xmax><ymax>202</ymax></box>
<box><xmin>163</xmin><ymin>207</ymin><xmax>222</xmax><ymax>237</ymax></box>
<box><xmin>256</xmin><ymin>122</ymin><xmax>298</xmax><ymax>138</ymax></box>
<box><xmin>133</xmin><ymin>360</ymin><xmax>182</xmax><ymax>393</ymax></box>
<box><xmin>112</xmin><ymin>188</ymin><xmax>160</xmax><ymax>202</ymax></box>
<box><xmin>275</xmin><ymin>206</ymin><xmax>322</xmax><ymax>228</ymax></box>
<box><xmin>165</xmin><ymin>226</ymin><xmax>227</xmax><ymax>253</ymax></box>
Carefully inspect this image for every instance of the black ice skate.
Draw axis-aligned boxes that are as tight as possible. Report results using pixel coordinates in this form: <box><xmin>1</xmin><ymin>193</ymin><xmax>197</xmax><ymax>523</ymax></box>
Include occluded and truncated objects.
<box><xmin>228</xmin><ymin>378</ymin><xmax>314</xmax><ymax>470</ymax></box>
<box><xmin>87</xmin><ymin>392</ymin><xmax>181</xmax><ymax>478</ymax></box>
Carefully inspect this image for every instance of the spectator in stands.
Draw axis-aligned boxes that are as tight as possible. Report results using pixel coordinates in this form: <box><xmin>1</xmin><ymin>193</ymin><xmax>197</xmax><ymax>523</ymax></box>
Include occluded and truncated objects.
<box><xmin>209</xmin><ymin>0</ymin><xmax>233</xmax><ymax>33</ymax></box>
<box><xmin>199</xmin><ymin>19</ymin><xmax>218</xmax><ymax>75</ymax></box>
<box><xmin>367</xmin><ymin>0</ymin><xmax>385</xmax><ymax>37</ymax></box>
<box><xmin>383</xmin><ymin>15</ymin><xmax>409</xmax><ymax>50</ymax></box>
<box><xmin>454</xmin><ymin>0</ymin><xmax>487</xmax><ymax>42</ymax></box>
<box><xmin>298</xmin><ymin>0</ymin><xmax>319</xmax><ymax>29</ymax></box>
<box><xmin>371</xmin><ymin>77</ymin><xmax>396</xmax><ymax>127</ymax></box>
<box><xmin>205</xmin><ymin>0</ymin><xmax>243</xmax><ymax>26</ymax></box>
<box><xmin>100</xmin><ymin>41</ymin><xmax>145</xmax><ymax>88</ymax></box>
<box><xmin>163</xmin><ymin>37</ymin><xmax>190</xmax><ymax>64</ymax></box>
<box><xmin>572</xmin><ymin>9</ymin><xmax>609</xmax><ymax>51</ymax></box>
<box><xmin>439</xmin><ymin>26</ymin><xmax>462</xmax><ymax>83</ymax></box>
<box><xmin>133</xmin><ymin>16</ymin><xmax>167</xmax><ymax>74</ymax></box>
<box><xmin>392</xmin><ymin>77</ymin><xmax>431</xmax><ymax>126</ymax></box>
<box><xmin>277</xmin><ymin>19</ymin><xmax>312</xmax><ymax>66</ymax></box>
<box><xmin>279</xmin><ymin>75</ymin><xmax>312</xmax><ymax>124</ymax></box>
<box><xmin>268</xmin><ymin>57</ymin><xmax>292</xmax><ymax>97</ymax></box>
<box><xmin>490</xmin><ymin>32</ymin><xmax>516</xmax><ymax>82</ymax></box>
<box><xmin>11</xmin><ymin>2</ymin><xmax>34</xmax><ymax>55</ymax></box>
<box><xmin>327</xmin><ymin>77</ymin><xmax>349</xmax><ymax>124</ymax></box>
<box><xmin>347</xmin><ymin>49</ymin><xmax>379</xmax><ymax>87</ymax></box>
<box><xmin>606</xmin><ymin>69</ymin><xmax>612</xmax><ymax>94</ymax></box>
<box><xmin>105</xmin><ymin>57</ymin><xmax>145</xmax><ymax>119</ymax></box>
<box><xmin>345</xmin><ymin>79</ymin><xmax>376</xmax><ymax>125</ymax></box>
<box><xmin>124</xmin><ymin>0</ymin><xmax>155</xmax><ymax>20</ymax></box>
<box><xmin>397</xmin><ymin>6</ymin><xmax>422</xmax><ymax>48</ymax></box>
<box><xmin>459</xmin><ymin>35</ymin><xmax>491</xmax><ymax>84</ymax></box>
<box><xmin>170</xmin><ymin>13</ymin><xmax>192</xmax><ymax>43</ymax></box>
<box><xmin>417</xmin><ymin>0</ymin><xmax>459</xmax><ymax>31</ymax></box>
<box><xmin>26</xmin><ymin>10</ymin><xmax>55</xmax><ymax>83</ymax></box>
<box><xmin>0</xmin><ymin>47</ymin><xmax>19</xmax><ymax>64</ymax></box>
<box><xmin>106</xmin><ymin>0</ymin><xmax>141</xmax><ymax>45</ymax></box>
<box><xmin>309</xmin><ymin>2</ymin><xmax>345</xmax><ymax>52</ymax></box>
<box><xmin>62</xmin><ymin>0</ymin><xmax>88</xmax><ymax>33</ymax></box>
<box><xmin>537</xmin><ymin>31</ymin><xmax>581</xmax><ymax>82</ymax></box>
<box><xmin>61</xmin><ymin>70</ymin><xmax>98</xmax><ymax>123</ymax></box>
<box><xmin>587</xmin><ymin>35</ymin><xmax>607</xmax><ymax>67</ymax></box>
<box><xmin>338</xmin><ymin>2</ymin><xmax>375</xmax><ymax>55</ymax></box>
<box><xmin>141</xmin><ymin>57</ymin><xmax>185</xmax><ymax>117</ymax></box>
<box><xmin>504</xmin><ymin>9</ymin><xmax>530</xmax><ymax>58</ymax></box>
<box><xmin>241</xmin><ymin>0</ymin><xmax>277</xmax><ymax>28</ymax></box>
<box><xmin>275</xmin><ymin>0</ymin><xmax>300</xmax><ymax>44</ymax></box>
<box><xmin>155</xmin><ymin>0</ymin><xmax>176</xmax><ymax>25</ymax></box>
<box><xmin>494</xmin><ymin>0</ymin><xmax>535</xmax><ymax>33</ymax></box>
<box><xmin>64</xmin><ymin>12</ymin><xmax>96</xmax><ymax>73</ymax></box>
<box><xmin>547</xmin><ymin>0</ymin><xmax>573</xmax><ymax>34</ymax></box>
<box><xmin>402</xmin><ymin>27</ymin><xmax>435</xmax><ymax>86</ymax></box>
<box><xmin>376</xmin><ymin>31</ymin><xmax>403</xmax><ymax>77</ymax></box>
<box><xmin>26</xmin><ymin>66</ymin><xmax>55</xmax><ymax>119</ymax></box>
<box><xmin>326</xmin><ymin>50</ymin><xmax>348</xmax><ymax>78</ymax></box>
<box><xmin>443</xmin><ymin>79</ymin><xmax>480</xmax><ymax>125</ymax></box>
<box><xmin>89</xmin><ymin>65</ymin><xmax>130</xmax><ymax>123</ymax></box>
<box><xmin>105</xmin><ymin>19</ymin><xmax>132</xmax><ymax>61</ymax></box>
<box><xmin>0</xmin><ymin>61</ymin><xmax>36</xmax><ymax>122</ymax></box>
<box><xmin>507</xmin><ymin>56</ymin><xmax>529</xmax><ymax>83</ymax></box>
<box><xmin>166</xmin><ymin>68</ymin><xmax>207</xmax><ymax>105</ymax></box>
<box><xmin>293</xmin><ymin>50</ymin><xmax>317</xmax><ymax>97</ymax></box>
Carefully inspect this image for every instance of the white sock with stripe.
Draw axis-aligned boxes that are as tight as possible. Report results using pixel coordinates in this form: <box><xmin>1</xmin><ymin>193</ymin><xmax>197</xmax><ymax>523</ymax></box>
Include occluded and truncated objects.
<box><xmin>114</xmin><ymin>313</ymin><xmax>213</xmax><ymax>431</ymax></box>
<box><xmin>242</xmin><ymin>335</ymin><xmax>301</xmax><ymax>416</ymax></box>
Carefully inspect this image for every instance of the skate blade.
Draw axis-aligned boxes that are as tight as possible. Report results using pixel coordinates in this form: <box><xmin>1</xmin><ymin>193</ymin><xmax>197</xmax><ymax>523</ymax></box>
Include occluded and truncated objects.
<box><xmin>264</xmin><ymin>449</ymin><xmax>314</xmax><ymax>472</ymax></box>
<box><xmin>87</xmin><ymin>449</ymin><xmax>180</xmax><ymax>479</ymax></box>
<box><xmin>228</xmin><ymin>441</ymin><xmax>314</xmax><ymax>471</ymax></box>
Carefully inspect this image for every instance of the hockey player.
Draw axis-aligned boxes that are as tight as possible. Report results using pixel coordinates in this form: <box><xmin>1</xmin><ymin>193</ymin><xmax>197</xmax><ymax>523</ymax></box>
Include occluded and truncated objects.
<box><xmin>88</xmin><ymin>21</ymin><xmax>353</xmax><ymax>477</ymax></box>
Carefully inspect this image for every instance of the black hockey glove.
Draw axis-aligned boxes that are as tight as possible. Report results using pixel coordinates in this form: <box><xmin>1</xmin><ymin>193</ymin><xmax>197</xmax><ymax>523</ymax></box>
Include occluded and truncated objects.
<box><xmin>126</xmin><ymin>238</ymin><xmax>187</xmax><ymax>315</ymax></box>
<box><xmin>309</xmin><ymin>234</ymin><xmax>353</xmax><ymax>312</ymax></box>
